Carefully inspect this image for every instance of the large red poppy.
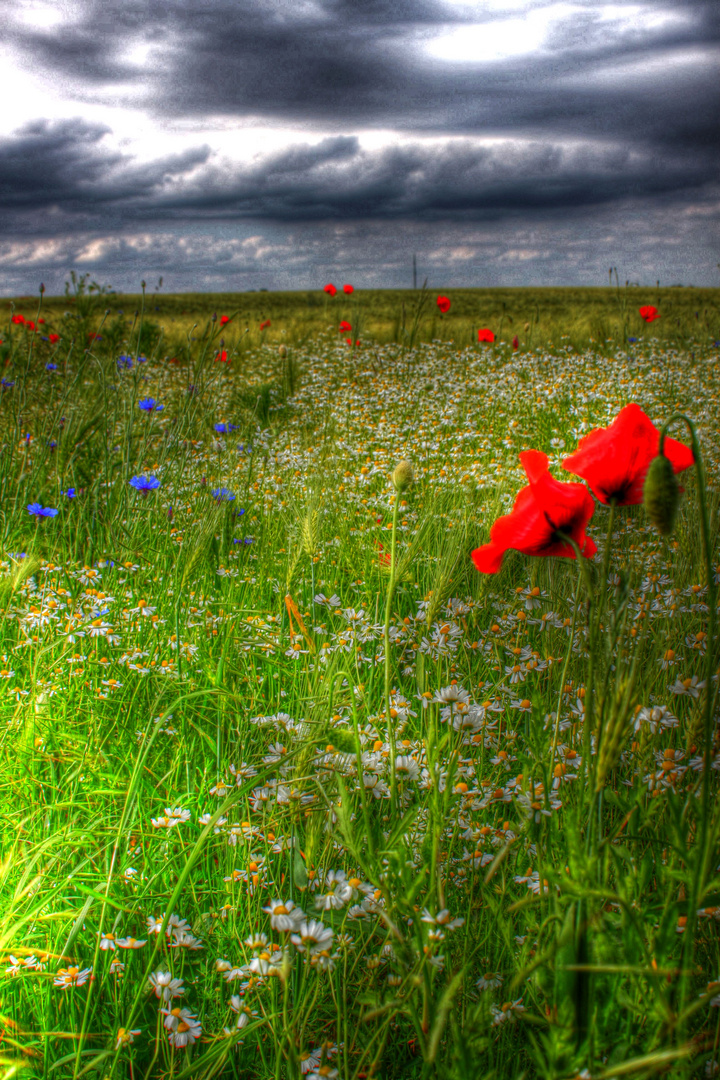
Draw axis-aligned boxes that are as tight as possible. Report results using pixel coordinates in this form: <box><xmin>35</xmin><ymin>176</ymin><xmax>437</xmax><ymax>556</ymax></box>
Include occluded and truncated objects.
<box><xmin>324</xmin><ymin>283</ymin><xmax>337</xmax><ymax>296</ymax></box>
<box><xmin>437</xmin><ymin>295</ymin><xmax>451</xmax><ymax>313</ymax></box>
<box><xmin>343</xmin><ymin>284</ymin><xmax>354</xmax><ymax>294</ymax></box>
<box><xmin>471</xmin><ymin>451</ymin><xmax>597</xmax><ymax>574</ymax></box>
<box><xmin>478</xmin><ymin>328</ymin><xmax>495</xmax><ymax>343</ymax></box>
<box><xmin>339</xmin><ymin>320</ymin><xmax>351</xmax><ymax>333</ymax></box>
<box><xmin>220</xmin><ymin>315</ymin><xmax>230</xmax><ymax>325</ymax></box>
<box><xmin>639</xmin><ymin>306</ymin><xmax>659</xmax><ymax>323</ymax></box>
<box><xmin>562</xmin><ymin>403</ymin><xmax>693</xmax><ymax>506</ymax></box>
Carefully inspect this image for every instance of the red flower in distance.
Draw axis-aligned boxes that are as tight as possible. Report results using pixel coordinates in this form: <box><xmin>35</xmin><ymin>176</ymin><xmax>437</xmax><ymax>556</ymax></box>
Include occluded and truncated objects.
<box><xmin>512</xmin><ymin>335</ymin><xmax>519</xmax><ymax>350</ymax></box>
<box><xmin>215</xmin><ymin>349</ymin><xmax>229</xmax><ymax>362</ymax></box>
<box><xmin>339</xmin><ymin>321</ymin><xmax>352</xmax><ymax>333</ymax></box>
<box><xmin>343</xmin><ymin>284</ymin><xmax>354</xmax><ymax>294</ymax></box>
<box><xmin>49</xmin><ymin>334</ymin><xmax>60</xmax><ymax>344</ymax></box>
<box><xmin>11</xmin><ymin>314</ymin><xmax>25</xmax><ymax>325</ymax></box>
<box><xmin>437</xmin><ymin>295</ymin><xmax>451</xmax><ymax>313</ymax></box>
<box><xmin>478</xmin><ymin>328</ymin><xmax>495</xmax><ymax>343</ymax></box>
<box><xmin>562</xmin><ymin>402</ymin><xmax>693</xmax><ymax>506</ymax></box>
<box><xmin>220</xmin><ymin>315</ymin><xmax>230</xmax><ymax>325</ymax></box>
<box><xmin>324</xmin><ymin>283</ymin><xmax>337</xmax><ymax>296</ymax></box>
<box><xmin>26</xmin><ymin>321</ymin><xmax>36</xmax><ymax>331</ymax></box>
<box><xmin>375</xmin><ymin>541</ymin><xmax>391</xmax><ymax>567</ymax></box>
<box><xmin>259</xmin><ymin>320</ymin><xmax>271</xmax><ymax>331</ymax></box>
<box><xmin>639</xmin><ymin>305</ymin><xmax>659</xmax><ymax>323</ymax></box>
<box><xmin>471</xmin><ymin>450</ymin><xmax>597</xmax><ymax>574</ymax></box>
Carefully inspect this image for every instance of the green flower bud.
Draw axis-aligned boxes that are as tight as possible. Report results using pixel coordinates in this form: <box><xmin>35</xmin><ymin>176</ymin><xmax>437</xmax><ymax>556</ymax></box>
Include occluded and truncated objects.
<box><xmin>644</xmin><ymin>453</ymin><xmax>679</xmax><ymax>535</ymax></box>
<box><xmin>392</xmin><ymin>460</ymin><xmax>414</xmax><ymax>492</ymax></box>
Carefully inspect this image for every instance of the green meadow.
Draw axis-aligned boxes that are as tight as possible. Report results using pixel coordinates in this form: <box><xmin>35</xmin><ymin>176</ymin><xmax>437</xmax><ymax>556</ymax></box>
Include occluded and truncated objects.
<box><xmin>0</xmin><ymin>280</ymin><xmax>719</xmax><ymax>1080</ymax></box>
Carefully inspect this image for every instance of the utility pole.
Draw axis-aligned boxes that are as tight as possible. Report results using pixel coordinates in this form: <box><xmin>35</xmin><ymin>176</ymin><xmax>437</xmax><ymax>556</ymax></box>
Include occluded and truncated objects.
<box><xmin>413</xmin><ymin>254</ymin><xmax>417</xmax><ymax>290</ymax></box>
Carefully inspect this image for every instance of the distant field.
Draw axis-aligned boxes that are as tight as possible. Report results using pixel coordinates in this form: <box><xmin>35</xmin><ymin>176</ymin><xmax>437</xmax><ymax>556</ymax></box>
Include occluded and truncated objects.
<box><xmin>3</xmin><ymin>283</ymin><xmax>719</xmax><ymax>361</ymax></box>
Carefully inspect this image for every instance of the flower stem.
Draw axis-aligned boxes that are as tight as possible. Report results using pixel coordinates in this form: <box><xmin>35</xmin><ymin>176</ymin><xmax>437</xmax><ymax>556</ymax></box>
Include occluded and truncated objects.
<box><xmin>658</xmin><ymin>414</ymin><xmax>716</xmax><ymax>1041</ymax></box>
<box><xmin>384</xmin><ymin>493</ymin><xmax>401</xmax><ymax>812</ymax></box>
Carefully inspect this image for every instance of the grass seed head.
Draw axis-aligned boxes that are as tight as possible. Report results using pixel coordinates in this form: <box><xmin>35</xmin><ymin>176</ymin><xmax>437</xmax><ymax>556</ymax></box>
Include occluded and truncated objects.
<box><xmin>392</xmin><ymin>459</ymin><xmax>414</xmax><ymax>492</ymax></box>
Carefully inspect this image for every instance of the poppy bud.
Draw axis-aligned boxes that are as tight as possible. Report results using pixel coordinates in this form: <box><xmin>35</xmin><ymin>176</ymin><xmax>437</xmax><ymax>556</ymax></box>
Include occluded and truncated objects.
<box><xmin>392</xmin><ymin>460</ymin><xmax>414</xmax><ymax>492</ymax></box>
<box><xmin>278</xmin><ymin>344</ymin><xmax>287</xmax><ymax>358</ymax></box>
<box><xmin>643</xmin><ymin>453</ymin><xmax>679</xmax><ymax>535</ymax></box>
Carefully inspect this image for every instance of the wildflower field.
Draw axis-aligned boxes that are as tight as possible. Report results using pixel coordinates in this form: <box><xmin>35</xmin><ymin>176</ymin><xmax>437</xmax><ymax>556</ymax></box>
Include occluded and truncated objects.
<box><xmin>1</xmin><ymin>281</ymin><xmax>719</xmax><ymax>1080</ymax></box>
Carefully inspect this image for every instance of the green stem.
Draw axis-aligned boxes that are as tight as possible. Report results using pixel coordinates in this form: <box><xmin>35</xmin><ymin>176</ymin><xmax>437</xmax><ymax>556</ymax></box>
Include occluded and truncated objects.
<box><xmin>658</xmin><ymin>415</ymin><xmax>716</xmax><ymax>1042</ymax></box>
<box><xmin>384</xmin><ymin>493</ymin><xmax>401</xmax><ymax>812</ymax></box>
<box><xmin>549</xmin><ymin>567</ymin><xmax>582</xmax><ymax>795</ymax></box>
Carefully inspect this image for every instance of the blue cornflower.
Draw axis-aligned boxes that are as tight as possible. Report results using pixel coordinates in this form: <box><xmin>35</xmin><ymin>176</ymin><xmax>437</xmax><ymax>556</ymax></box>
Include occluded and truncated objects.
<box><xmin>236</xmin><ymin>508</ymin><xmax>245</xmax><ymax>517</ymax></box>
<box><xmin>61</xmin><ymin>488</ymin><xmax>76</xmax><ymax>498</ymax></box>
<box><xmin>243</xmin><ymin>537</ymin><xmax>254</xmax><ymax>545</ymax></box>
<box><xmin>129</xmin><ymin>475</ymin><xmax>161</xmax><ymax>492</ymax></box>
<box><xmin>46</xmin><ymin>362</ymin><xmax>58</xmax><ymax>371</ymax></box>
<box><xmin>138</xmin><ymin>355</ymin><xmax>147</xmax><ymax>363</ymax></box>
<box><xmin>28</xmin><ymin>503</ymin><xmax>58</xmax><ymax>518</ymax></box>
<box><xmin>117</xmin><ymin>355</ymin><xmax>133</xmax><ymax>370</ymax></box>
<box><xmin>138</xmin><ymin>398</ymin><xmax>164</xmax><ymax>412</ymax></box>
<box><xmin>1</xmin><ymin>379</ymin><xmax>14</xmax><ymax>390</ymax></box>
<box><xmin>212</xmin><ymin>488</ymin><xmax>235</xmax><ymax>502</ymax></box>
<box><xmin>46</xmin><ymin>439</ymin><xmax>57</xmax><ymax>450</ymax></box>
<box><xmin>627</xmin><ymin>337</ymin><xmax>637</xmax><ymax>343</ymax></box>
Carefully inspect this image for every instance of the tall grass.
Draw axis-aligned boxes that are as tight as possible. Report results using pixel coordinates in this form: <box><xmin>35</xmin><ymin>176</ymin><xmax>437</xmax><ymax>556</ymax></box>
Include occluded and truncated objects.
<box><xmin>0</xmin><ymin>282</ymin><xmax>718</xmax><ymax>1079</ymax></box>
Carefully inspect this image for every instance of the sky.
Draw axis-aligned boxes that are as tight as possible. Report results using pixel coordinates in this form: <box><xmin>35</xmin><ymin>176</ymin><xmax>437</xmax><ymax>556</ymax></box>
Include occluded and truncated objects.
<box><xmin>0</xmin><ymin>0</ymin><xmax>718</xmax><ymax>295</ymax></box>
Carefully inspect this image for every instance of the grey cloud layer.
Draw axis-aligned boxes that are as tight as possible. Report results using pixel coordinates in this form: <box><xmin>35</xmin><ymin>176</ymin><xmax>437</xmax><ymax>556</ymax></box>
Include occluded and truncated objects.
<box><xmin>1</xmin><ymin>121</ymin><xmax>717</xmax><ymax>235</ymax></box>
<box><xmin>1</xmin><ymin>0</ymin><xmax>718</xmax><ymax>289</ymax></box>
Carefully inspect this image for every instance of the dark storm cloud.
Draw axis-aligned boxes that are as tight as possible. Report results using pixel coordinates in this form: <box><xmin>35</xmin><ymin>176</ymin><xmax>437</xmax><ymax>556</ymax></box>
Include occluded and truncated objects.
<box><xmin>0</xmin><ymin>119</ymin><xmax>210</xmax><ymax>219</ymax></box>
<box><xmin>4</xmin><ymin>0</ymin><xmax>718</xmax><ymax>228</ymax></box>
<box><xmin>9</xmin><ymin>0</ymin><xmax>720</xmax><ymax>142</ymax></box>
<box><xmin>0</xmin><ymin>121</ymin><xmax>717</xmax><ymax>236</ymax></box>
<box><xmin>1</xmin><ymin>0</ymin><xmax>719</xmax><ymax>290</ymax></box>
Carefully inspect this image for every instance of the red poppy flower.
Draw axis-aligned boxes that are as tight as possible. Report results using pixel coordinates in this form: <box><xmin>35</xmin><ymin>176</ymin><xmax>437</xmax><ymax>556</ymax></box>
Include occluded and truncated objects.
<box><xmin>259</xmin><ymin>320</ymin><xmax>271</xmax><ymax>331</ymax></box>
<box><xmin>346</xmin><ymin>338</ymin><xmax>352</xmax><ymax>345</ymax></box>
<box><xmin>215</xmin><ymin>349</ymin><xmax>228</xmax><ymax>362</ymax></box>
<box><xmin>339</xmin><ymin>321</ymin><xmax>352</xmax><ymax>333</ymax></box>
<box><xmin>471</xmin><ymin>450</ymin><xmax>597</xmax><ymax>574</ymax></box>
<box><xmin>343</xmin><ymin>284</ymin><xmax>354</xmax><ymax>294</ymax></box>
<box><xmin>437</xmin><ymin>295</ymin><xmax>451</xmax><ymax>313</ymax></box>
<box><xmin>49</xmin><ymin>334</ymin><xmax>60</xmax><ymax>344</ymax></box>
<box><xmin>220</xmin><ymin>315</ymin><xmax>230</xmax><ymax>325</ymax></box>
<box><xmin>639</xmin><ymin>305</ymin><xmax>659</xmax><ymax>323</ymax></box>
<box><xmin>324</xmin><ymin>283</ymin><xmax>337</xmax><ymax>296</ymax></box>
<box><xmin>11</xmin><ymin>314</ymin><xmax>25</xmax><ymax>325</ymax></box>
<box><xmin>562</xmin><ymin>402</ymin><xmax>693</xmax><ymax>506</ymax></box>
<box><xmin>512</xmin><ymin>335</ymin><xmax>519</xmax><ymax>350</ymax></box>
<box><xmin>26</xmin><ymin>321</ymin><xmax>36</xmax><ymax>331</ymax></box>
<box><xmin>375</xmin><ymin>541</ymin><xmax>391</xmax><ymax>567</ymax></box>
<box><xmin>478</xmin><ymin>328</ymin><xmax>495</xmax><ymax>343</ymax></box>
